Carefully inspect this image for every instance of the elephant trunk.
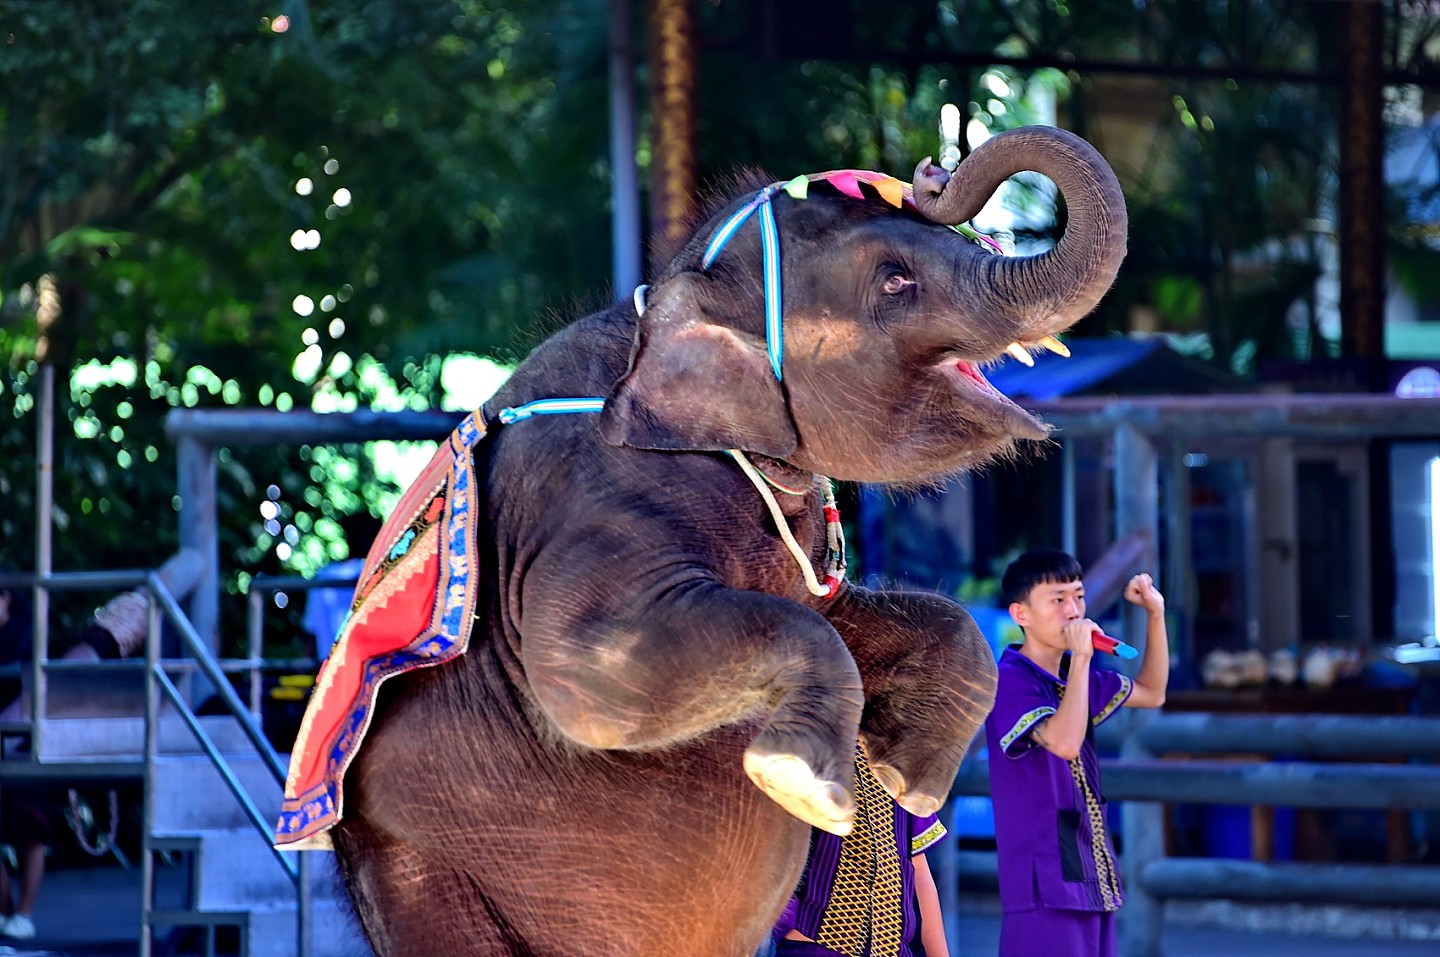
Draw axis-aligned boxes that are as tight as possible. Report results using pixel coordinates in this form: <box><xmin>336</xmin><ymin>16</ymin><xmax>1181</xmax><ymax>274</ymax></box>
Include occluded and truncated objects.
<box><xmin>911</xmin><ymin>126</ymin><xmax>1128</xmax><ymax>343</ymax></box>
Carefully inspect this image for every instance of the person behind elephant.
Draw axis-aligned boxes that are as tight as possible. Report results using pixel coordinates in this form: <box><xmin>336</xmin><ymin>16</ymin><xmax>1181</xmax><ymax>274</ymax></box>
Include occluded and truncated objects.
<box><xmin>767</xmin><ymin>744</ymin><xmax>950</xmax><ymax>957</ymax></box>
<box><xmin>984</xmin><ymin>550</ymin><xmax>1169</xmax><ymax>957</ymax></box>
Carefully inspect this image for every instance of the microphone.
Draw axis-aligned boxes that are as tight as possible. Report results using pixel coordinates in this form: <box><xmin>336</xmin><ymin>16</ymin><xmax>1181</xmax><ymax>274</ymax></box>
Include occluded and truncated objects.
<box><xmin>1092</xmin><ymin>631</ymin><xmax>1139</xmax><ymax>659</ymax></box>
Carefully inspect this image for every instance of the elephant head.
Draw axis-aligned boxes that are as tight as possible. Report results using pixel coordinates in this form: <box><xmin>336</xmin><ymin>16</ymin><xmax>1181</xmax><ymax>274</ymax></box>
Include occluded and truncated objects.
<box><xmin>599</xmin><ymin>125</ymin><xmax>1127</xmax><ymax>484</ymax></box>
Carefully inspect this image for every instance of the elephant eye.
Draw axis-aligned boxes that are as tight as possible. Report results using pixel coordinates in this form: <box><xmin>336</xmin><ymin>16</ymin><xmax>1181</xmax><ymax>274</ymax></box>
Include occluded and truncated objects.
<box><xmin>881</xmin><ymin>272</ymin><xmax>914</xmax><ymax>295</ymax></box>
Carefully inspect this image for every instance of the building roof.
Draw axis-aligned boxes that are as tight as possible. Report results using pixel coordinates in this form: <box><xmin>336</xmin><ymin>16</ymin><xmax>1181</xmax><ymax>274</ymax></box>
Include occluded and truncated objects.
<box><xmin>985</xmin><ymin>337</ymin><xmax>1239</xmax><ymax>400</ymax></box>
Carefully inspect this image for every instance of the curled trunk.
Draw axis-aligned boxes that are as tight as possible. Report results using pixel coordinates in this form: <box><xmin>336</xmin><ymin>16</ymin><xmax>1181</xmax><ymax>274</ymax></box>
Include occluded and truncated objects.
<box><xmin>912</xmin><ymin>126</ymin><xmax>1128</xmax><ymax>340</ymax></box>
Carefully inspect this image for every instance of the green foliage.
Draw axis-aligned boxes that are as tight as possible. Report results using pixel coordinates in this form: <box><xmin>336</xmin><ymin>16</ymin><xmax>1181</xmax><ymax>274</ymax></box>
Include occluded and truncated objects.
<box><xmin>2</xmin><ymin>0</ymin><xmax>614</xmax><ymax>363</ymax></box>
<box><xmin>689</xmin><ymin>1</ymin><xmax>1354</xmax><ymax>372</ymax></box>
<box><xmin>1390</xmin><ymin>232</ymin><xmax>1440</xmax><ymax>307</ymax></box>
<box><xmin>956</xmin><ymin>575</ymin><xmax>1001</xmax><ymax>608</ymax></box>
<box><xmin>0</xmin><ymin>0</ymin><xmax>608</xmax><ymax>643</ymax></box>
<box><xmin>1</xmin><ymin>0</ymin><xmax>1429</xmax><ymax>642</ymax></box>
<box><xmin>1098</xmin><ymin>78</ymin><xmax>1337</xmax><ymax>368</ymax></box>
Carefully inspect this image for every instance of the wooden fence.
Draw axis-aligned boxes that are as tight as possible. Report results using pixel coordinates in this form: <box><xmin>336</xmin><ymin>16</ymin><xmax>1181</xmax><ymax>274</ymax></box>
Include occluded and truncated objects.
<box><xmin>164</xmin><ymin>396</ymin><xmax>1440</xmax><ymax>957</ymax></box>
<box><xmin>940</xmin><ymin>711</ymin><xmax>1440</xmax><ymax>956</ymax></box>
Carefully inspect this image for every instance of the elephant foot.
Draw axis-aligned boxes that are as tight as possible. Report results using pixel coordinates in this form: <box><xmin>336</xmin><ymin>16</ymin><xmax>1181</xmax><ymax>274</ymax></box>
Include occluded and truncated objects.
<box><xmin>862</xmin><ymin>737</ymin><xmax>953</xmax><ymax>820</ymax></box>
<box><xmin>858</xmin><ymin>759</ymin><xmax>938</xmax><ymax>817</ymax></box>
<box><xmin>867</xmin><ymin>759</ymin><xmax>943</xmax><ymax>817</ymax></box>
<box><xmin>742</xmin><ymin>751</ymin><xmax>854</xmax><ymax>836</ymax></box>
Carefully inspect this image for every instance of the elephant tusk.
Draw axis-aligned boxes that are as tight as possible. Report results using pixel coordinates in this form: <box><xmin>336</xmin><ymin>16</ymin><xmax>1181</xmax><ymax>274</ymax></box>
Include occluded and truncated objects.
<box><xmin>1038</xmin><ymin>335</ymin><xmax>1070</xmax><ymax>358</ymax></box>
<box><xmin>1005</xmin><ymin>342</ymin><xmax>1035</xmax><ymax>367</ymax></box>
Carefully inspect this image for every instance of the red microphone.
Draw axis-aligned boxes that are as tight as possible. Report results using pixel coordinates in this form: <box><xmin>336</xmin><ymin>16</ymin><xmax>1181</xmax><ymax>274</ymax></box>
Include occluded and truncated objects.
<box><xmin>1092</xmin><ymin>631</ymin><xmax>1139</xmax><ymax>659</ymax></box>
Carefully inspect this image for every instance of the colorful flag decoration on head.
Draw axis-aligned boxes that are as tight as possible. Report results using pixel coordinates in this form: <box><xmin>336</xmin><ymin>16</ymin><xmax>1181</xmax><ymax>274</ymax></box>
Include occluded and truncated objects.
<box><xmin>792</xmin><ymin>170</ymin><xmax>916</xmax><ymax>212</ymax></box>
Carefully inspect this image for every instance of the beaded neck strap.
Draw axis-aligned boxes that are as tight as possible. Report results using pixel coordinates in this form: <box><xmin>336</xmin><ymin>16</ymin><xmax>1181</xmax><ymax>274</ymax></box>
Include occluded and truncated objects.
<box><xmin>725</xmin><ymin>450</ymin><xmax>846</xmax><ymax>598</ymax></box>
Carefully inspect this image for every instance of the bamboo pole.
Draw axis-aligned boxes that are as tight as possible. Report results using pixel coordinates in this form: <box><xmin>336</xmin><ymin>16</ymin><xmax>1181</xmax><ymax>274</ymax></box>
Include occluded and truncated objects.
<box><xmin>647</xmin><ymin>0</ymin><xmax>696</xmax><ymax>263</ymax></box>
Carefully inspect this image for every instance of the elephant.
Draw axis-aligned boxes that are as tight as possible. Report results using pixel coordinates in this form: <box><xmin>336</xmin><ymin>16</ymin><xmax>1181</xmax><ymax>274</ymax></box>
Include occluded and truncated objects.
<box><xmin>325</xmin><ymin>125</ymin><xmax>1126</xmax><ymax>956</ymax></box>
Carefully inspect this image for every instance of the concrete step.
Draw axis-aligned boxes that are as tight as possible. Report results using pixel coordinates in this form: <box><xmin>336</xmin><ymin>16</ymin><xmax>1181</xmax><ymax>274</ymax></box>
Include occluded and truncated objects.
<box><xmin>12</xmin><ymin>668</ymin><xmax>151</xmax><ymax>718</ymax></box>
<box><xmin>163</xmin><ymin>827</ymin><xmax>344</xmax><ymax>911</ymax></box>
<box><xmin>31</xmin><ymin>713</ymin><xmax>256</xmax><ymax>762</ymax></box>
<box><xmin>147</xmin><ymin>899</ymin><xmax>369</xmax><ymax>957</ymax></box>
<box><xmin>149</xmin><ymin>752</ymin><xmax>286</xmax><ymax>833</ymax></box>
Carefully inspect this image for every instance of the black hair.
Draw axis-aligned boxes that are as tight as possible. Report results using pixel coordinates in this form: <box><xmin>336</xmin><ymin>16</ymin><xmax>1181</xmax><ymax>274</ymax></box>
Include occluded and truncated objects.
<box><xmin>1000</xmin><ymin>549</ymin><xmax>1084</xmax><ymax>606</ymax></box>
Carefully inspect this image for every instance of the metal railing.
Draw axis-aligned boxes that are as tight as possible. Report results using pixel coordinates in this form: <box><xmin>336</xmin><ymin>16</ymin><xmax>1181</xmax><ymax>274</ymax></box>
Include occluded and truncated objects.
<box><xmin>243</xmin><ymin>573</ymin><xmax>359</xmax><ymax>718</ymax></box>
<box><xmin>0</xmin><ymin>571</ymin><xmax>313</xmax><ymax>957</ymax></box>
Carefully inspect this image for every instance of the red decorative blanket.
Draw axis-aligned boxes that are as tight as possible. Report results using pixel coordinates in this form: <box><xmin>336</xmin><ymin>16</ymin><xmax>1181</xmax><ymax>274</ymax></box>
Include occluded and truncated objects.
<box><xmin>275</xmin><ymin>411</ymin><xmax>487</xmax><ymax>850</ymax></box>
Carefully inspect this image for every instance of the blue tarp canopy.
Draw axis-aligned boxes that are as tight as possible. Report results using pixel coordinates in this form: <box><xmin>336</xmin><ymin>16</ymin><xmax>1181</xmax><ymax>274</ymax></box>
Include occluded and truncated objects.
<box><xmin>984</xmin><ymin>337</ymin><xmax>1237</xmax><ymax>400</ymax></box>
<box><xmin>857</xmin><ymin>336</ymin><xmax>1237</xmax><ymax>593</ymax></box>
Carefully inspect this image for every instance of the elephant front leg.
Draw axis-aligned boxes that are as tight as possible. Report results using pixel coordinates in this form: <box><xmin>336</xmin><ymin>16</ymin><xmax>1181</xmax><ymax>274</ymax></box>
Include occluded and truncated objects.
<box><xmin>520</xmin><ymin>574</ymin><xmax>865</xmax><ymax>835</ymax></box>
<box><xmin>825</xmin><ymin>585</ymin><xmax>997</xmax><ymax>817</ymax></box>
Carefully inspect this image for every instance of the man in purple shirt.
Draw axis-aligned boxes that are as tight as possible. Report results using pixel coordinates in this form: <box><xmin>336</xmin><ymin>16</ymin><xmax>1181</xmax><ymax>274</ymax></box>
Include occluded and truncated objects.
<box><xmin>769</xmin><ymin>745</ymin><xmax>950</xmax><ymax>957</ymax></box>
<box><xmin>984</xmin><ymin>549</ymin><xmax>1169</xmax><ymax>957</ymax></box>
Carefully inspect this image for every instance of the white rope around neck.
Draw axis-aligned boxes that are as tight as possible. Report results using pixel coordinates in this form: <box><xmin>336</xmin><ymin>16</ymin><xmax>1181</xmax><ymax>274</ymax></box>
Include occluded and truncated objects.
<box><xmin>726</xmin><ymin>449</ymin><xmax>844</xmax><ymax>598</ymax></box>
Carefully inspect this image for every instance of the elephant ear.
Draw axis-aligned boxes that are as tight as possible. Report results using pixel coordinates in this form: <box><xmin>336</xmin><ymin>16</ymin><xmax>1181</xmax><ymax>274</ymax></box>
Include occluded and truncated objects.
<box><xmin>599</xmin><ymin>274</ymin><xmax>798</xmax><ymax>456</ymax></box>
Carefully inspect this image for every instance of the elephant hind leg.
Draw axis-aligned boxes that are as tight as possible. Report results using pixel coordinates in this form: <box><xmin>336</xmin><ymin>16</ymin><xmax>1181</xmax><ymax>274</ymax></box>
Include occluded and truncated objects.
<box><xmin>332</xmin><ymin>818</ymin><xmax>518</xmax><ymax>957</ymax></box>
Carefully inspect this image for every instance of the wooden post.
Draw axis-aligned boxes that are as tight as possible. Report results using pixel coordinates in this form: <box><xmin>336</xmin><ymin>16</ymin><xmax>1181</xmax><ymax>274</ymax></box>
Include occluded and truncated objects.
<box><xmin>1113</xmin><ymin>423</ymin><xmax>1158</xmax><ymax>652</ymax></box>
<box><xmin>1164</xmin><ymin>441</ymin><xmax>1192</xmax><ymax>675</ymax></box>
<box><xmin>1112</xmin><ymin>423</ymin><xmax>1162</xmax><ymax>957</ymax></box>
<box><xmin>176</xmin><ymin>435</ymin><xmax>218</xmax><ymax>700</ymax></box>
<box><xmin>1338</xmin><ymin>1</ymin><xmax>1385</xmax><ymax>380</ymax></box>
<box><xmin>1120</xmin><ymin>723</ymin><xmax>1164</xmax><ymax>957</ymax></box>
<box><xmin>1062</xmin><ymin>439</ymin><xmax>1077</xmax><ymax>557</ymax></box>
<box><xmin>1257</xmin><ymin>439</ymin><xmax>1298</xmax><ymax>651</ymax></box>
<box><xmin>647</xmin><ymin>0</ymin><xmax>697</xmax><ymax>263</ymax></box>
<box><xmin>31</xmin><ymin>275</ymin><xmax>61</xmax><ymax>747</ymax></box>
<box><xmin>31</xmin><ymin>362</ymin><xmax>54</xmax><ymax>749</ymax></box>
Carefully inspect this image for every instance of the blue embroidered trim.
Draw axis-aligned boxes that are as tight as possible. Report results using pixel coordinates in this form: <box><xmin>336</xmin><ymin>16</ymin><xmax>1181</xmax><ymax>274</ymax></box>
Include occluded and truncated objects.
<box><xmin>275</xmin><ymin>411</ymin><xmax>488</xmax><ymax>846</ymax></box>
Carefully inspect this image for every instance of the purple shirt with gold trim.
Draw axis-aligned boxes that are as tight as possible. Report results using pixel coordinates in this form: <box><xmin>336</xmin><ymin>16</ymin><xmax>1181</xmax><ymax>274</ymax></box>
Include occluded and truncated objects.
<box><xmin>772</xmin><ymin>748</ymin><xmax>948</xmax><ymax>957</ymax></box>
<box><xmin>984</xmin><ymin>646</ymin><xmax>1132</xmax><ymax>914</ymax></box>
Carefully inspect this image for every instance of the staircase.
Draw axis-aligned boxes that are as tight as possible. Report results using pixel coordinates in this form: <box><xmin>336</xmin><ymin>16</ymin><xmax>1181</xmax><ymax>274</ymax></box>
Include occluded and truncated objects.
<box><xmin>146</xmin><ymin>749</ymin><xmax>368</xmax><ymax>957</ymax></box>
<box><xmin>9</xmin><ymin>662</ymin><xmax>371</xmax><ymax>956</ymax></box>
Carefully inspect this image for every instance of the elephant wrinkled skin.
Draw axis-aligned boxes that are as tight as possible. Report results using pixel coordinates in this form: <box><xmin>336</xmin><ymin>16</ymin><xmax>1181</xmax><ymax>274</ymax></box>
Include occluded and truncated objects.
<box><xmin>331</xmin><ymin>126</ymin><xmax>1127</xmax><ymax>956</ymax></box>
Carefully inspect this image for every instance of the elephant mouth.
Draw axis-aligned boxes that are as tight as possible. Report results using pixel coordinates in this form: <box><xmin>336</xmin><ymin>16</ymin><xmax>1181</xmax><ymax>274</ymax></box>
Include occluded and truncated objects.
<box><xmin>937</xmin><ymin>355</ymin><xmax>1050</xmax><ymax>441</ymax></box>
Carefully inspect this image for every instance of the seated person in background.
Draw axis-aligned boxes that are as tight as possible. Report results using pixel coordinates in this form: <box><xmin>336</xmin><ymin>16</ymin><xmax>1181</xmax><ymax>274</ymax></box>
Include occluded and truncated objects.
<box><xmin>0</xmin><ymin>579</ymin><xmax>167</xmax><ymax>941</ymax></box>
<box><xmin>0</xmin><ymin>588</ymin><xmax>46</xmax><ymax>941</ymax></box>
<box><xmin>0</xmin><ymin>786</ymin><xmax>49</xmax><ymax>941</ymax></box>
<box><xmin>768</xmin><ymin>743</ymin><xmax>951</xmax><ymax>957</ymax></box>
<box><xmin>302</xmin><ymin>511</ymin><xmax>383</xmax><ymax>662</ymax></box>
<box><xmin>0</xmin><ymin>588</ymin><xmax>32</xmax><ymax>715</ymax></box>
